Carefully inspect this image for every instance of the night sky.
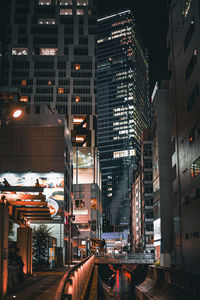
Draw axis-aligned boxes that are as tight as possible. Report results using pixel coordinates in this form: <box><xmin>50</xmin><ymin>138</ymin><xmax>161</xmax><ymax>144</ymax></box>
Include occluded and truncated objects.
<box><xmin>0</xmin><ymin>0</ymin><xmax>169</xmax><ymax>93</ymax></box>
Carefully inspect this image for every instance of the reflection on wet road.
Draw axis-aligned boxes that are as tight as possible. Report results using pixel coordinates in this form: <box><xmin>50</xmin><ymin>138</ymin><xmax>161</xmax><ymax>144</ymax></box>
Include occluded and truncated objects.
<box><xmin>112</xmin><ymin>269</ymin><xmax>135</xmax><ymax>300</ymax></box>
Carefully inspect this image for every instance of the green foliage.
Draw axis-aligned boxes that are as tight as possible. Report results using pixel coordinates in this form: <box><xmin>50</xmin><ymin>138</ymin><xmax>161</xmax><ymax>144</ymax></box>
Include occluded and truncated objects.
<box><xmin>32</xmin><ymin>225</ymin><xmax>52</xmax><ymax>271</ymax></box>
<box><xmin>154</xmin><ymin>260</ymin><xmax>160</xmax><ymax>266</ymax></box>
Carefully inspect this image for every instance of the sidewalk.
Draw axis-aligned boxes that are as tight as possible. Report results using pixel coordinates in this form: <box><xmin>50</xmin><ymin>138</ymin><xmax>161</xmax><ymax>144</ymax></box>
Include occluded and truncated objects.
<box><xmin>3</xmin><ymin>266</ymin><xmax>69</xmax><ymax>300</ymax></box>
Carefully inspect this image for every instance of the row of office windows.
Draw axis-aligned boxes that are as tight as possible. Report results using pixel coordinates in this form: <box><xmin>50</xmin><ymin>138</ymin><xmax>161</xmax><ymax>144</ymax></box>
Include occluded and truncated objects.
<box><xmin>11</xmin><ymin>46</ymin><xmax>91</xmax><ymax>56</ymax></box>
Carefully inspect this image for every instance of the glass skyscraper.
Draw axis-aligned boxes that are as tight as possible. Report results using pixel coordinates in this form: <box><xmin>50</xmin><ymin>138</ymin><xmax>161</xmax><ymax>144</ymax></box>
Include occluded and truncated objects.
<box><xmin>97</xmin><ymin>10</ymin><xmax>150</xmax><ymax>230</ymax></box>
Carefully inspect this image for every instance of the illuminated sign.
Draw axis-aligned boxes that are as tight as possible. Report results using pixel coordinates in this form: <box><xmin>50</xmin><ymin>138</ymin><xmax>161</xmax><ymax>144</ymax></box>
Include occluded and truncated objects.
<box><xmin>47</xmin><ymin>198</ymin><xmax>59</xmax><ymax>217</ymax></box>
<box><xmin>154</xmin><ymin>218</ymin><xmax>161</xmax><ymax>246</ymax></box>
<box><xmin>0</xmin><ymin>172</ymin><xmax>64</xmax><ymax>218</ymax></box>
<box><xmin>73</xmin><ymin>209</ymin><xmax>88</xmax><ymax>215</ymax></box>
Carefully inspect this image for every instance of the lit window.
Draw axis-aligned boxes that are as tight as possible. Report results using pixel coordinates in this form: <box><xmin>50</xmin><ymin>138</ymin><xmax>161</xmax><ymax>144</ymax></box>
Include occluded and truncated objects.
<box><xmin>76</xmin><ymin>136</ymin><xmax>85</xmax><ymax>142</ymax></box>
<box><xmin>113</xmin><ymin>149</ymin><xmax>136</xmax><ymax>158</ymax></box>
<box><xmin>58</xmin><ymin>88</ymin><xmax>64</xmax><ymax>94</ymax></box>
<box><xmin>73</xmin><ymin>117</ymin><xmax>84</xmax><ymax>124</ymax></box>
<box><xmin>48</xmin><ymin>81</ymin><xmax>52</xmax><ymax>85</ymax></box>
<box><xmin>40</xmin><ymin>48</ymin><xmax>58</xmax><ymax>55</ymax></box>
<box><xmin>20</xmin><ymin>96</ymin><xmax>29</xmax><ymax>102</ymax></box>
<box><xmin>38</xmin><ymin>18</ymin><xmax>55</xmax><ymax>24</ymax></box>
<box><xmin>91</xmin><ymin>199</ymin><xmax>97</xmax><ymax>210</ymax></box>
<box><xmin>76</xmin><ymin>9</ymin><xmax>84</xmax><ymax>15</ymax></box>
<box><xmin>12</xmin><ymin>48</ymin><xmax>28</xmax><ymax>55</ymax></box>
<box><xmin>75</xmin><ymin>64</ymin><xmax>81</xmax><ymax>70</ymax></box>
<box><xmin>77</xmin><ymin>0</ymin><xmax>88</xmax><ymax>5</ymax></box>
<box><xmin>60</xmin><ymin>0</ymin><xmax>72</xmax><ymax>5</ymax></box>
<box><xmin>21</xmin><ymin>80</ymin><xmax>27</xmax><ymax>86</ymax></box>
<box><xmin>60</xmin><ymin>8</ymin><xmax>72</xmax><ymax>15</ymax></box>
<box><xmin>39</xmin><ymin>0</ymin><xmax>51</xmax><ymax>5</ymax></box>
<box><xmin>75</xmin><ymin>96</ymin><xmax>80</xmax><ymax>102</ymax></box>
<box><xmin>191</xmin><ymin>156</ymin><xmax>200</xmax><ymax>178</ymax></box>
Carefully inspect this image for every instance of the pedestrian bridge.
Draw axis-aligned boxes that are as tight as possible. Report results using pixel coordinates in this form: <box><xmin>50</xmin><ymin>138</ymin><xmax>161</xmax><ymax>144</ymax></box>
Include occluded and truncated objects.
<box><xmin>94</xmin><ymin>253</ymin><xmax>155</xmax><ymax>265</ymax></box>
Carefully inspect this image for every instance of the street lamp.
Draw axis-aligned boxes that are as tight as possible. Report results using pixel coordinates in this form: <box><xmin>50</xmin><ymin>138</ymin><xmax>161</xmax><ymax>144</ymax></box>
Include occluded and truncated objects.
<box><xmin>12</xmin><ymin>108</ymin><xmax>23</xmax><ymax>119</ymax></box>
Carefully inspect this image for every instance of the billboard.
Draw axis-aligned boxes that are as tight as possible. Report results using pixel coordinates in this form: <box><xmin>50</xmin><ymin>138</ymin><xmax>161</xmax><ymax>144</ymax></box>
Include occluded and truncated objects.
<box><xmin>0</xmin><ymin>172</ymin><xmax>64</xmax><ymax>217</ymax></box>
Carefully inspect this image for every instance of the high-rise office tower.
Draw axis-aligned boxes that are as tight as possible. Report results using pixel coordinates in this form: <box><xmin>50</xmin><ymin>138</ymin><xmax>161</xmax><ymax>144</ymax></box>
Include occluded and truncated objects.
<box><xmin>4</xmin><ymin>0</ymin><xmax>96</xmax><ymax>122</ymax></box>
<box><xmin>3</xmin><ymin>0</ymin><xmax>102</xmax><ymax>250</ymax></box>
<box><xmin>97</xmin><ymin>10</ymin><xmax>150</xmax><ymax>230</ymax></box>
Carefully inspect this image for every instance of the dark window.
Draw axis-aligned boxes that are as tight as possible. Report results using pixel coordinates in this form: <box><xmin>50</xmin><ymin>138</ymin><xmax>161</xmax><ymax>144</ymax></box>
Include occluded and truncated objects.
<box><xmin>13</xmin><ymin>61</ymin><xmax>29</xmax><ymax>69</ymax></box>
<box><xmin>56</xmin><ymin>95</ymin><xmax>68</xmax><ymax>102</ymax></box>
<box><xmin>56</xmin><ymin>104</ymin><xmax>68</xmax><ymax>114</ymax></box>
<box><xmin>34</xmin><ymin>95</ymin><xmax>53</xmax><ymax>102</ymax></box>
<box><xmin>35</xmin><ymin>106</ymin><xmax>40</xmax><ymax>114</ymax></box>
<box><xmin>31</xmin><ymin>27</ymin><xmax>57</xmax><ymax>34</ymax></box>
<box><xmin>18</xmin><ymin>36</ymin><xmax>28</xmax><ymax>44</ymax></box>
<box><xmin>59</xmin><ymin>71</ymin><xmax>66</xmax><ymax>77</ymax></box>
<box><xmin>64</xmin><ymin>27</ymin><xmax>74</xmax><ymax>34</ymax></box>
<box><xmin>36</xmin><ymin>87</ymin><xmax>53</xmax><ymax>93</ymax></box>
<box><xmin>34</xmin><ymin>71</ymin><xmax>55</xmax><ymax>77</ymax></box>
<box><xmin>73</xmin><ymin>88</ymin><xmax>90</xmax><ymax>94</ymax></box>
<box><xmin>79</xmin><ymin>36</ymin><xmax>88</xmax><ymax>45</ymax></box>
<box><xmin>57</xmin><ymin>61</ymin><xmax>66</xmax><ymax>69</ymax></box>
<box><xmin>33</xmin><ymin>37</ymin><xmax>57</xmax><ymax>44</ymax></box>
<box><xmin>74</xmin><ymin>199</ymin><xmax>85</xmax><ymax>208</ymax></box>
<box><xmin>34</xmin><ymin>61</ymin><xmax>54</xmax><ymax>69</ymax></box>
<box><xmin>58</xmin><ymin>79</ymin><xmax>70</xmax><ymax>85</ymax></box>
<box><xmin>64</xmin><ymin>37</ymin><xmax>74</xmax><ymax>44</ymax></box>
<box><xmin>74</xmin><ymin>47</ymin><xmax>88</xmax><ymax>56</ymax></box>
<box><xmin>71</xmin><ymin>104</ymin><xmax>92</xmax><ymax>114</ymax></box>
<box><xmin>73</xmin><ymin>79</ymin><xmax>90</xmax><ymax>86</ymax></box>
<box><xmin>15</xmin><ymin>17</ymin><xmax>27</xmax><ymax>24</ymax></box>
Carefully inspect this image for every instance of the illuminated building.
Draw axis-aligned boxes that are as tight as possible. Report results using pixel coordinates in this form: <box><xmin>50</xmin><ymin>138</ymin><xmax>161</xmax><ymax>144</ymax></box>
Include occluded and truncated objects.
<box><xmin>4</xmin><ymin>0</ymin><xmax>97</xmax><ymax>117</ymax></box>
<box><xmin>97</xmin><ymin>10</ymin><xmax>150</xmax><ymax>230</ymax></box>
<box><xmin>131</xmin><ymin>130</ymin><xmax>154</xmax><ymax>254</ymax></box>
<box><xmin>0</xmin><ymin>104</ymin><xmax>73</xmax><ymax>266</ymax></box>
<box><xmin>168</xmin><ymin>0</ymin><xmax>200</xmax><ymax>273</ymax></box>
<box><xmin>3</xmin><ymin>0</ymin><xmax>101</xmax><ymax>254</ymax></box>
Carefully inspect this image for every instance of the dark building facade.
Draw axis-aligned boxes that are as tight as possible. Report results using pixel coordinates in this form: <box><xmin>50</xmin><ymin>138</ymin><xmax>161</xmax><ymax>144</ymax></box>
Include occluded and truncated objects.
<box><xmin>3</xmin><ymin>0</ymin><xmax>97</xmax><ymax>157</ymax></box>
<box><xmin>151</xmin><ymin>81</ymin><xmax>174</xmax><ymax>266</ymax></box>
<box><xmin>97</xmin><ymin>10</ymin><xmax>150</xmax><ymax>229</ymax></box>
<box><xmin>168</xmin><ymin>0</ymin><xmax>200</xmax><ymax>273</ymax></box>
<box><xmin>131</xmin><ymin>129</ymin><xmax>154</xmax><ymax>254</ymax></box>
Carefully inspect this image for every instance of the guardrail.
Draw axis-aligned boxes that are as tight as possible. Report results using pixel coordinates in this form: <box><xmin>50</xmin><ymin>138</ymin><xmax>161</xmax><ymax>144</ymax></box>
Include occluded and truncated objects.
<box><xmin>95</xmin><ymin>253</ymin><xmax>155</xmax><ymax>264</ymax></box>
<box><xmin>55</xmin><ymin>255</ymin><xmax>94</xmax><ymax>300</ymax></box>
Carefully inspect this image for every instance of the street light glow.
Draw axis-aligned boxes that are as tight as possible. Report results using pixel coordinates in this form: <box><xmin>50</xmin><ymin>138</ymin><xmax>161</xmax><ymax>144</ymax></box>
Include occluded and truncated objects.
<box><xmin>12</xmin><ymin>109</ymin><xmax>23</xmax><ymax>118</ymax></box>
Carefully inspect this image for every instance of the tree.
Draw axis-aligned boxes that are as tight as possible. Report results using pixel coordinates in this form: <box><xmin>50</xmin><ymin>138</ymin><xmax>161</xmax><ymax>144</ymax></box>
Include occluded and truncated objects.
<box><xmin>32</xmin><ymin>225</ymin><xmax>52</xmax><ymax>271</ymax></box>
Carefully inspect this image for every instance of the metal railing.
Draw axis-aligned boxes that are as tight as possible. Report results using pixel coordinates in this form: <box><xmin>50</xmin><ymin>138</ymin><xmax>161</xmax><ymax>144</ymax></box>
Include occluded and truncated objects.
<box><xmin>55</xmin><ymin>255</ymin><xmax>94</xmax><ymax>300</ymax></box>
<box><xmin>95</xmin><ymin>253</ymin><xmax>155</xmax><ymax>264</ymax></box>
